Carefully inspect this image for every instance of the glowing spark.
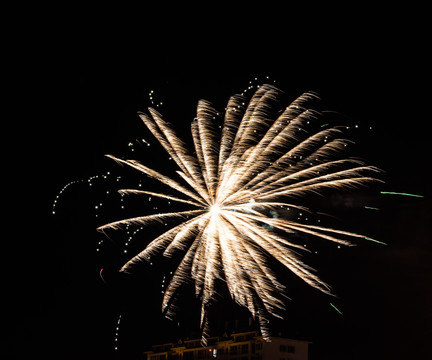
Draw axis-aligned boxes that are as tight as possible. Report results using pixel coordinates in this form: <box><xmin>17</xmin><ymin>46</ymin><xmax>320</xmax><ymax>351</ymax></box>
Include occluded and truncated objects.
<box><xmin>98</xmin><ymin>84</ymin><xmax>382</xmax><ymax>339</ymax></box>
<box><xmin>364</xmin><ymin>236</ymin><xmax>387</xmax><ymax>245</ymax></box>
<box><xmin>380</xmin><ymin>191</ymin><xmax>424</xmax><ymax>198</ymax></box>
<box><xmin>330</xmin><ymin>302</ymin><xmax>343</xmax><ymax>315</ymax></box>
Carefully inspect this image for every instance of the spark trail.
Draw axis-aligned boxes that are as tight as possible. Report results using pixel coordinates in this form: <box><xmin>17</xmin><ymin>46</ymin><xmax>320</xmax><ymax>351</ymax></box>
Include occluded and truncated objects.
<box><xmin>98</xmin><ymin>84</ymin><xmax>382</xmax><ymax>340</ymax></box>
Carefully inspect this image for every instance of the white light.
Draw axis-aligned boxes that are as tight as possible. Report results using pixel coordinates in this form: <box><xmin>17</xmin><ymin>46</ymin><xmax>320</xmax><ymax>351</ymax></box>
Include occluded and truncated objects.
<box><xmin>209</xmin><ymin>204</ymin><xmax>221</xmax><ymax>217</ymax></box>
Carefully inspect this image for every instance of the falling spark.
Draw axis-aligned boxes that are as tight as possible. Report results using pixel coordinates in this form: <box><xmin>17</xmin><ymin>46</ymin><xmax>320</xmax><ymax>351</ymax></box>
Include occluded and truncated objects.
<box><xmin>380</xmin><ymin>191</ymin><xmax>424</xmax><ymax>198</ymax></box>
<box><xmin>98</xmin><ymin>84</ymin><xmax>383</xmax><ymax>339</ymax></box>
<box><xmin>364</xmin><ymin>236</ymin><xmax>387</xmax><ymax>246</ymax></box>
<box><xmin>364</xmin><ymin>206</ymin><xmax>380</xmax><ymax>211</ymax></box>
<box><xmin>330</xmin><ymin>302</ymin><xmax>343</xmax><ymax>315</ymax></box>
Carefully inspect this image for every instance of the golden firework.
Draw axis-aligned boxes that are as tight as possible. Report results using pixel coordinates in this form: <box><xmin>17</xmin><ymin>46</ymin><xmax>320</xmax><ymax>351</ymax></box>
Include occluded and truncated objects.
<box><xmin>98</xmin><ymin>84</ymin><xmax>382</xmax><ymax>339</ymax></box>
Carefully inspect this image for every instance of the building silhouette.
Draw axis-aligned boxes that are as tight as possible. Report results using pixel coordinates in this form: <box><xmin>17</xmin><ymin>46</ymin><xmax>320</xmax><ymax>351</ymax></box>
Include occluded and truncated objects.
<box><xmin>143</xmin><ymin>330</ymin><xmax>311</xmax><ymax>360</ymax></box>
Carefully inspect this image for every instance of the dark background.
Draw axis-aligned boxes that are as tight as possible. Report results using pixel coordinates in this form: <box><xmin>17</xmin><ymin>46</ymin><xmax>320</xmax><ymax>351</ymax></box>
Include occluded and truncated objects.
<box><xmin>5</xmin><ymin>9</ymin><xmax>431</xmax><ymax>360</ymax></box>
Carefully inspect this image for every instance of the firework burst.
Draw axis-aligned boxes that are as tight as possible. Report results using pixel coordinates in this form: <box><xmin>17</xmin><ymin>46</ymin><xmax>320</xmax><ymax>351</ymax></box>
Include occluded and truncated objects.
<box><xmin>98</xmin><ymin>84</ymin><xmax>382</xmax><ymax>339</ymax></box>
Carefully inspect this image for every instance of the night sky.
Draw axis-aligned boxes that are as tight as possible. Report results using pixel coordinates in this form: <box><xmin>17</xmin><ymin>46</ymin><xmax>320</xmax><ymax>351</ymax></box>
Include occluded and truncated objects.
<box><xmin>5</xmin><ymin>12</ymin><xmax>431</xmax><ymax>360</ymax></box>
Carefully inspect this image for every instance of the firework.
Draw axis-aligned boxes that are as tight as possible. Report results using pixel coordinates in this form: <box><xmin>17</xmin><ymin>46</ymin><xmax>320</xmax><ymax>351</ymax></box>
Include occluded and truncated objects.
<box><xmin>98</xmin><ymin>84</ymin><xmax>382</xmax><ymax>339</ymax></box>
